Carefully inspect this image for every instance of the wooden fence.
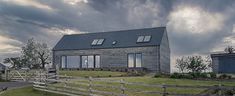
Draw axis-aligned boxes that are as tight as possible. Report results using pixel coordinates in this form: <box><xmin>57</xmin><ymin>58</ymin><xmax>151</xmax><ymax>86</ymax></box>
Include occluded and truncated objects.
<box><xmin>33</xmin><ymin>75</ymin><xmax>235</xmax><ymax>96</ymax></box>
<box><xmin>2</xmin><ymin>68</ymin><xmax>57</xmax><ymax>82</ymax></box>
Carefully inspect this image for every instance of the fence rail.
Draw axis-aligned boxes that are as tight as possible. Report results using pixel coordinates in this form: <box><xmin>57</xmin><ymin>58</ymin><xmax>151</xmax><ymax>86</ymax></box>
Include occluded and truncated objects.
<box><xmin>32</xmin><ymin>74</ymin><xmax>235</xmax><ymax>96</ymax></box>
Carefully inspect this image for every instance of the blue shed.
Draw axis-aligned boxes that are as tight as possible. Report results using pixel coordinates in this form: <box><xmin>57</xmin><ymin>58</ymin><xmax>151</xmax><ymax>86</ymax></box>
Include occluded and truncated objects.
<box><xmin>211</xmin><ymin>53</ymin><xmax>235</xmax><ymax>73</ymax></box>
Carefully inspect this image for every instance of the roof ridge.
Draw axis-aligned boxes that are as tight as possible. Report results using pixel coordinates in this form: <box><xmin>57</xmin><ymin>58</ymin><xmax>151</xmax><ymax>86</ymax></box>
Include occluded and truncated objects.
<box><xmin>64</xmin><ymin>27</ymin><xmax>166</xmax><ymax>36</ymax></box>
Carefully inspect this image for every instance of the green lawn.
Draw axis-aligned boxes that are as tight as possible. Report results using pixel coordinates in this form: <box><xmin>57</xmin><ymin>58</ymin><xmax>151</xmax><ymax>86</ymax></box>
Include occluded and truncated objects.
<box><xmin>1</xmin><ymin>86</ymin><xmax>65</xmax><ymax>96</ymax></box>
<box><xmin>59</xmin><ymin>70</ymin><xmax>128</xmax><ymax>77</ymax></box>
<box><xmin>51</xmin><ymin>72</ymin><xmax>235</xmax><ymax>96</ymax></box>
<box><xmin>3</xmin><ymin>70</ymin><xmax>235</xmax><ymax>96</ymax></box>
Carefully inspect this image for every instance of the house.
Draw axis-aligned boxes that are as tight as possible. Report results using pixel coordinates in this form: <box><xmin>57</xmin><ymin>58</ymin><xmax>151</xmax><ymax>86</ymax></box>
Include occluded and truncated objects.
<box><xmin>53</xmin><ymin>27</ymin><xmax>170</xmax><ymax>73</ymax></box>
<box><xmin>211</xmin><ymin>53</ymin><xmax>235</xmax><ymax>73</ymax></box>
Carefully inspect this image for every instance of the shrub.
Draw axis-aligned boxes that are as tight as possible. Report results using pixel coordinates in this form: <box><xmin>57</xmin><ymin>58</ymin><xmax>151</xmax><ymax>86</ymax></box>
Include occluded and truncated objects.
<box><xmin>209</xmin><ymin>72</ymin><xmax>217</xmax><ymax>78</ymax></box>
<box><xmin>170</xmin><ymin>73</ymin><xmax>183</xmax><ymax>79</ymax></box>
<box><xmin>219</xmin><ymin>74</ymin><xmax>232</xmax><ymax>79</ymax></box>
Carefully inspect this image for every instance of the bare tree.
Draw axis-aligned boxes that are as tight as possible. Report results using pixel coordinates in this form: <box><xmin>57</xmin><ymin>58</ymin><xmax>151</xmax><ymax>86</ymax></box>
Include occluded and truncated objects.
<box><xmin>36</xmin><ymin>43</ymin><xmax>51</xmax><ymax>68</ymax></box>
<box><xmin>175</xmin><ymin>57</ymin><xmax>188</xmax><ymax>73</ymax></box>
<box><xmin>3</xmin><ymin>57</ymin><xmax>21</xmax><ymax>69</ymax></box>
<box><xmin>224</xmin><ymin>46</ymin><xmax>234</xmax><ymax>54</ymax></box>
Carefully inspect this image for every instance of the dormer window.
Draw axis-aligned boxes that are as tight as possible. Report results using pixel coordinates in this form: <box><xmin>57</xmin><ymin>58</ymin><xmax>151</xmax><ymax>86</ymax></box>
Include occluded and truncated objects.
<box><xmin>91</xmin><ymin>39</ymin><xmax>105</xmax><ymax>45</ymax></box>
<box><xmin>137</xmin><ymin>36</ymin><xmax>151</xmax><ymax>43</ymax></box>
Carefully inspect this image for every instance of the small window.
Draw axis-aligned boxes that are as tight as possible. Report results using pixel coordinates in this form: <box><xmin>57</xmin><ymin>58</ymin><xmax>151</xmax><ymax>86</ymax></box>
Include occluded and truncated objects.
<box><xmin>91</xmin><ymin>39</ymin><xmax>105</xmax><ymax>45</ymax></box>
<box><xmin>91</xmin><ymin>39</ymin><xmax>99</xmax><ymax>45</ymax></box>
<box><xmin>144</xmin><ymin>36</ymin><xmax>151</xmax><ymax>42</ymax></box>
<box><xmin>97</xmin><ymin>39</ymin><xmax>104</xmax><ymax>45</ymax></box>
<box><xmin>137</xmin><ymin>36</ymin><xmax>144</xmax><ymax>42</ymax></box>
<box><xmin>137</xmin><ymin>35</ymin><xmax>151</xmax><ymax>43</ymax></box>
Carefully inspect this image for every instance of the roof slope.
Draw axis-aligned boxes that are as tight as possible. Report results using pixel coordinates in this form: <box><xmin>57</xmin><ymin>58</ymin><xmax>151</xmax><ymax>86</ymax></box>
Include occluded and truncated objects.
<box><xmin>53</xmin><ymin>27</ymin><xmax>166</xmax><ymax>51</ymax></box>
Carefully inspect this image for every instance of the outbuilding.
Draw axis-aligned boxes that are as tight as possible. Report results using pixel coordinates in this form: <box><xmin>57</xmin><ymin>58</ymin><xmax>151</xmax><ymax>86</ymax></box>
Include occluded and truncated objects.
<box><xmin>211</xmin><ymin>53</ymin><xmax>235</xmax><ymax>73</ymax></box>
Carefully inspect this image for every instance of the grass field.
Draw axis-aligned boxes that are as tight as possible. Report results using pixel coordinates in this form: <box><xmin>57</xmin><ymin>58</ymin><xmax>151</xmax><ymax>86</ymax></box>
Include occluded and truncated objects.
<box><xmin>59</xmin><ymin>70</ymin><xmax>128</xmax><ymax>77</ymax></box>
<box><xmin>1</xmin><ymin>86</ymin><xmax>65</xmax><ymax>96</ymax></box>
<box><xmin>55</xmin><ymin>71</ymin><xmax>235</xmax><ymax>96</ymax></box>
<box><xmin>3</xmin><ymin>71</ymin><xmax>235</xmax><ymax>96</ymax></box>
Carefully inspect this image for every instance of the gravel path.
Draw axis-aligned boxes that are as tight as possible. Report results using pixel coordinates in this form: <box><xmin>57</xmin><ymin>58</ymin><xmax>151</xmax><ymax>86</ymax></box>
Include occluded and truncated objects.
<box><xmin>0</xmin><ymin>82</ymin><xmax>32</xmax><ymax>90</ymax></box>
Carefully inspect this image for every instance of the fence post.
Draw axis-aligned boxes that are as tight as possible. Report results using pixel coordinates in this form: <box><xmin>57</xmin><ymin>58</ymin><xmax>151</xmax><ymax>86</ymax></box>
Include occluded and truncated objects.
<box><xmin>4</xmin><ymin>68</ymin><xmax>8</xmax><ymax>80</ymax></box>
<box><xmin>218</xmin><ymin>84</ymin><xmax>222</xmax><ymax>96</ymax></box>
<box><xmin>64</xmin><ymin>74</ymin><xmax>67</xmax><ymax>91</ymax></box>
<box><xmin>89</xmin><ymin>76</ymin><xmax>93</xmax><ymax>96</ymax></box>
<box><xmin>120</xmin><ymin>79</ymin><xmax>125</xmax><ymax>96</ymax></box>
<box><xmin>162</xmin><ymin>83</ymin><xmax>167</xmax><ymax>96</ymax></box>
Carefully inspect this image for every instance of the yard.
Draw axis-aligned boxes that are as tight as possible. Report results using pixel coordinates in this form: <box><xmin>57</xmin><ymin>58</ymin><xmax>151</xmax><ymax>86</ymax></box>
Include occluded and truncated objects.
<box><xmin>0</xmin><ymin>86</ymin><xmax>65</xmax><ymax>96</ymax></box>
<box><xmin>59</xmin><ymin>70</ymin><xmax>129</xmax><ymax>77</ymax></box>
<box><xmin>2</xmin><ymin>71</ymin><xmax>235</xmax><ymax>96</ymax></box>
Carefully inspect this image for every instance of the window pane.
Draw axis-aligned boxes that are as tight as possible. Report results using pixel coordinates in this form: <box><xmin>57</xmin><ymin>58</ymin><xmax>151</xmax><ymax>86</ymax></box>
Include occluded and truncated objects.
<box><xmin>61</xmin><ymin>56</ymin><xmax>66</xmax><ymax>68</ymax></box>
<box><xmin>128</xmin><ymin>54</ymin><xmax>134</xmax><ymax>67</ymax></box>
<box><xmin>137</xmin><ymin>36</ymin><xmax>144</xmax><ymax>42</ymax></box>
<box><xmin>97</xmin><ymin>39</ymin><xmax>104</xmax><ymax>45</ymax></box>
<box><xmin>82</xmin><ymin>56</ymin><xmax>88</xmax><ymax>68</ymax></box>
<box><xmin>91</xmin><ymin>39</ymin><xmax>99</xmax><ymax>45</ymax></box>
<box><xmin>144</xmin><ymin>36</ymin><xmax>151</xmax><ymax>42</ymax></box>
<box><xmin>88</xmin><ymin>56</ymin><xmax>94</xmax><ymax>68</ymax></box>
<box><xmin>95</xmin><ymin>55</ymin><xmax>100</xmax><ymax>68</ymax></box>
<box><xmin>136</xmin><ymin>54</ymin><xmax>142</xmax><ymax>67</ymax></box>
<box><xmin>67</xmin><ymin>56</ymin><xmax>80</xmax><ymax>68</ymax></box>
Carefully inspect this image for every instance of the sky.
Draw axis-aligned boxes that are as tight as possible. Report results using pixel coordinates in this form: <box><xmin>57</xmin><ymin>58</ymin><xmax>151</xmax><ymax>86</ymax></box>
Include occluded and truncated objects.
<box><xmin>0</xmin><ymin>0</ymin><xmax>235</xmax><ymax>71</ymax></box>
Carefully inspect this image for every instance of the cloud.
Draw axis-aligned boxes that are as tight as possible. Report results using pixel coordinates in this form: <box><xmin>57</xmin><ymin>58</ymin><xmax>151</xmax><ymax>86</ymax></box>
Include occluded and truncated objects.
<box><xmin>63</xmin><ymin>0</ymin><xmax>88</xmax><ymax>5</ymax></box>
<box><xmin>0</xmin><ymin>35</ymin><xmax>22</xmax><ymax>54</ymax></box>
<box><xmin>2</xmin><ymin>0</ymin><xmax>53</xmax><ymax>11</ymax></box>
<box><xmin>168</xmin><ymin>5</ymin><xmax>225</xmax><ymax>34</ymax></box>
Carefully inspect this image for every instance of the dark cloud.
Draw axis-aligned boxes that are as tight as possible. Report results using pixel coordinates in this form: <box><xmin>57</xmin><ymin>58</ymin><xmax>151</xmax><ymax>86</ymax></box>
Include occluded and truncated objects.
<box><xmin>0</xmin><ymin>0</ymin><xmax>235</xmax><ymax>66</ymax></box>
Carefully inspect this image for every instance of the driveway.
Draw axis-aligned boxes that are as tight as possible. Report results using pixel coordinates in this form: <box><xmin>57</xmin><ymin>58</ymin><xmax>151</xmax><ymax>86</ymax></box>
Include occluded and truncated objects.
<box><xmin>0</xmin><ymin>82</ymin><xmax>32</xmax><ymax>90</ymax></box>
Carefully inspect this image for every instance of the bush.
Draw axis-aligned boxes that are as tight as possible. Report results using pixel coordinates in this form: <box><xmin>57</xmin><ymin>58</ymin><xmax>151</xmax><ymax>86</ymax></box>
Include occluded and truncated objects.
<box><xmin>208</xmin><ymin>72</ymin><xmax>217</xmax><ymax>78</ymax></box>
<box><xmin>170</xmin><ymin>73</ymin><xmax>183</xmax><ymax>79</ymax></box>
<box><xmin>219</xmin><ymin>74</ymin><xmax>232</xmax><ymax>79</ymax></box>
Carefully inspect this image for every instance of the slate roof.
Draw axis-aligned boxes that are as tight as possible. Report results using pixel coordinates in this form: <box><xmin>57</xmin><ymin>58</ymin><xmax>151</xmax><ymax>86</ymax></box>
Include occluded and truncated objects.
<box><xmin>53</xmin><ymin>27</ymin><xmax>166</xmax><ymax>51</ymax></box>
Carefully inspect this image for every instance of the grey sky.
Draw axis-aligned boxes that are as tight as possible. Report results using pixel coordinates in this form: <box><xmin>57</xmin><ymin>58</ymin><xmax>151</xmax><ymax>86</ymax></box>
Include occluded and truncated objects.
<box><xmin>0</xmin><ymin>0</ymin><xmax>235</xmax><ymax>71</ymax></box>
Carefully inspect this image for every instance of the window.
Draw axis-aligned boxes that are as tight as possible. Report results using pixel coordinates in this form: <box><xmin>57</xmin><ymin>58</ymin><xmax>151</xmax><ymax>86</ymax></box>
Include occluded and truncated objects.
<box><xmin>137</xmin><ymin>36</ymin><xmax>144</xmax><ymax>43</ymax></box>
<box><xmin>95</xmin><ymin>55</ymin><xmax>100</xmax><ymax>68</ymax></box>
<box><xmin>91</xmin><ymin>39</ymin><xmax>105</xmax><ymax>45</ymax></box>
<box><xmin>137</xmin><ymin>36</ymin><xmax>151</xmax><ymax>43</ymax></box>
<box><xmin>67</xmin><ymin>56</ymin><xmax>80</xmax><ymax>68</ymax></box>
<box><xmin>91</xmin><ymin>39</ymin><xmax>99</xmax><ymax>45</ymax></box>
<box><xmin>88</xmin><ymin>55</ymin><xmax>94</xmax><ymax>68</ymax></box>
<box><xmin>128</xmin><ymin>53</ymin><xmax>142</xmax><ymax>68</ymax></box>
<box><xmin>97</xmin><ymin>39</ymin><xmax>104</xmax><ymax>45</ymax></box>
<box><xmin>135</xmin><ymin>54</ymin><xmax>142</xmax><ymax>67</ymax></box>
<box><xmin>128</xmin><ymin>54</ymin><xmax>135</xmax><ymax>67</ymax></box>
<box><xmin>143</xmin><ymin>36</ymin><xmax>151</xmax><ymax>42</ymax></box>
<box><xmin>61</xmin><ymin>56</ymin><xmax>66</xmax><ymax>68</ymax></box>
<box><xmin>82</xmin><ymin>56</ymin><xmax>88</xmax><ymax>68</ymax></box>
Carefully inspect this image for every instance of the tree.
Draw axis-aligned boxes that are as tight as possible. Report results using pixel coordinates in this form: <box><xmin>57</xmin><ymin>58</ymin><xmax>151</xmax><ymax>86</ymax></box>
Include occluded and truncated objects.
<box><xmin>21</xmin><ymin>38</ymin><xmax>40</xmax><ymax>68</ymax></box>
<box><xmin>3</xmin><ymin>57</ymin><xmax>22</xmax><ymax>69</ymax></box>
<box><xmin>205</xmin><ymin>56</ymin><xmax>212</xmax><ymax>71</ymax></box>
<box><xmin>224</xmin><ymin>46</ymin><xmax>234</xmax><ymax>54</ymax></box>
<box><xmin>36</xmin><ymin>43</ymin><xmax>51</xmax><ymax>68</ymax></box>
<box><xmin>186</xmin><ymin>56</ymin><xmax>207</xmax><ymax>73</ymax></box>
<box><xmin>175</xmin><ymin>57</ymin><xmax>188</xmax><ymax>73</ymax></box>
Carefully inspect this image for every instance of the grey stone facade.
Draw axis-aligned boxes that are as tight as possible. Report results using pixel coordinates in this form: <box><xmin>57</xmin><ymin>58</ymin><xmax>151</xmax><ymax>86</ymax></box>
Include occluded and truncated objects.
<box><xmin>211</xmin><ymin>53</ymin><xmax>235</xmax><ymax>73</ymax></box>
<box><xmin>159</xmin><ymin>30</ymin><xmax>171</xmax><ymax>73</ymax></box>
<box><xmin>53</xmin><ymin>46</ymin><xmax>164</xmax><ymax>72</ymax></box>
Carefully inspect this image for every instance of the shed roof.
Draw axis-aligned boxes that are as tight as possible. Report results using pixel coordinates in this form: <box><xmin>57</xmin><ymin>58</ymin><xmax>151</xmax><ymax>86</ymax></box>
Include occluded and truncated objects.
<box><xmin>53</xmin><ymin>27</ymin><xmax>166</xmax><ymax>51</ymax></box>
